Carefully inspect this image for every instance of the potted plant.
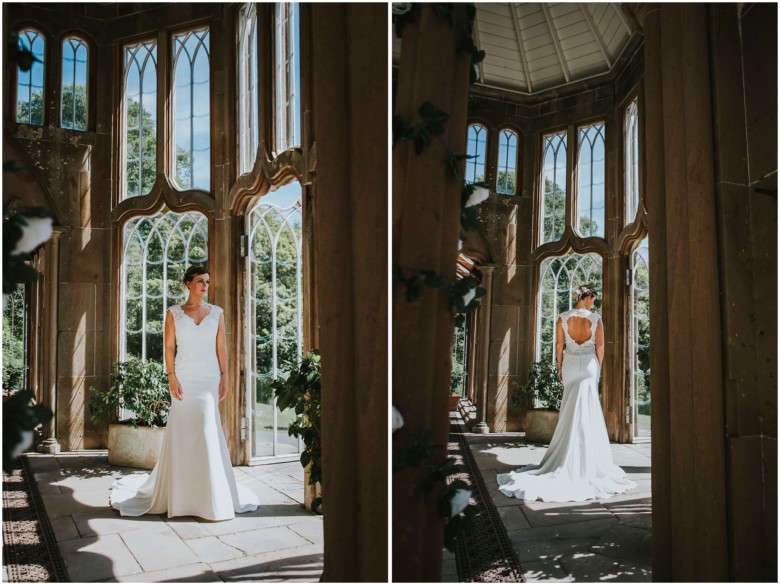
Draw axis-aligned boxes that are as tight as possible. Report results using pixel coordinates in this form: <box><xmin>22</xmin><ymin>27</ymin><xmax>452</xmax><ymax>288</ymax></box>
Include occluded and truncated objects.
<box><xmin>89</xmin><ymin>358</ymin><xmax>170</xmax><ymax>470</ymax></box>
<box><xmin>271</xmin><ymin>350</ymin><xmax>322</xmax><ymax>513</ymax></box>
<box><xmin>512</xmin><ymin>360</ymin><xmax>563</xmax><ymax>443</ymax></box>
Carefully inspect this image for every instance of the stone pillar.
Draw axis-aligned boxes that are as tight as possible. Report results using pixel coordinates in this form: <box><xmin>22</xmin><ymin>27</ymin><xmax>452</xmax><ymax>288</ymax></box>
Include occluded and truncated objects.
<box><xmin>636</xmin><ymin>4</ymin><xmax>729</xmax><ymax>580</ymax></box>
<box><xmin>310</xmin><ymin>5</ymin><xmax>387</xmax><ymax>582</ymax></box>
<box><xmin>38</xmin><ymin>229</ymin><xmax>61</xmax><ymax>454</ymax></box>
<box><xmin>473</xmin><ymin>264</ymin><xmax>495</xmax><ymax>434</ymax></box>
<box><xmin>392</xmin><ymin>5</ymin><xmax>471</xmax><ymax>581</ymax></box>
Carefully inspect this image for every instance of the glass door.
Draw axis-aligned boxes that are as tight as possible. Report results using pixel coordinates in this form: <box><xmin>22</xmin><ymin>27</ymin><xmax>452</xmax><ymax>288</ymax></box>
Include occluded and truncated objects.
<box><xmin>245</xmin><ymin>181</ymin><xmax>303</xmax><ymax>461</ymax></box>
<box><xmin>630</xmin><ymin>237</ymin><xmax>651</xmax><ymax>441</ymax></box>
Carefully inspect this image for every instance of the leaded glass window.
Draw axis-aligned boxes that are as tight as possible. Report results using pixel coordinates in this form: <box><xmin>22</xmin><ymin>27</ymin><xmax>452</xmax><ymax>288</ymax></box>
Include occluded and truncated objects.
<box><xmin>274</xmin><ymin>3</ymin><xmax>300</xmax><ymax>155</ymax></box>
<box><xmin>122</xmin><ymin>40</ymin><xmax>157</xmax><ymax>199</ymax></box>
<box><xmin>540</xmin><ymin>131</ymin><xmax>567</xmax><ymax>244</ymax></box>
<box><xmin>15</xmin><ymin>29</ymin><xmax>45</xmax><ymax>125</ymax></box>
<box><xmin>121</xmin><ymin>211</ymin><xmax>208</xmax><ymax>365</ymax></box>
<box><xmin>496</xmin><ymin>129</ymin><xmax>518</xmax><ymax>195</ymax></box>
<box><xmin>239</xmin><ymin>3</ymin><xmax>259</xmax><ymax>175</ymax></box>
<box><xmin>465</xmin><ymin>124</ymin><xmax>487</xmax><ymax>184</ymax></box>
<box><xmin>537</xmin><ymin>252</ymin><xmax>603</xmax><ymax>363</ymax></box>
<box><xmin>61</xmin><ymin>37</ymin><xmax>88</xmax><ymax>131</ymax></box>
<box><xmin>576</xmin><ymin>123</ymin><xmax>606</xmax><ymax>238</ymax></box>
<box><xmin>630</xmin><ymin>237</ymin><xmax>650</xmax><ymax>439</ymax></box>
<box><xmin>246</xmin><ymin>182</ymin><xmax>303</xmax><ymax>458</ymax></box>
<box><xmin>172</xmin><ymin>28</ymin><xmax>210</xmax><ymax>191</ymax></box>
<box><xmin>625</xmin><ymin>98</ymin><xmax>640</xmax><ymax>225</ymax></box>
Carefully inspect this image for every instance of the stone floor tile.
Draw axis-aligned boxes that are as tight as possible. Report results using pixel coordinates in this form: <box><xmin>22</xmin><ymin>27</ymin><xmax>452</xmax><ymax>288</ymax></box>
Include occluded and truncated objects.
<box><xmin>71</xmin><ymin>508</ymin><xmax>164</xmax><ymax>538</ymax></box>
<box><xmin>520</xmin><ymin>499</ymin><xmax>614</xmax><ymax>528</ymax></box>
<box><xmin>58</xmin><ymin>534</ymin><xmax>143</xmax><ymax>581</ymax></box>
<box><xmin>512</xmin><ymin>536</ymin><xmax>597</xmax><ymax>564</ymax></box>
<box><xmin>498</xmin><ymin>505</ymin><xmax>532</xmax><ymax>530</ymax></box>
<box><xmin>115</xmin><ymin>563</ymin><xmax>220</xmax><ymax>582</ymax></box>
<box><xmin>203</xmin><ymin>504</ymin><xmax>314</xmax><ymax>536</ymax></box>
<box><xmin>166</xmin><ymin>517</ymin><xmax>213</xmax><ymax>540</ymax></box>
<box><xmin>286</xmin><ymin>518</ymin><xmax>324</xmax><ymax>544</ymax></box>
<box><xmin>219</xmin><ymin>525</ymin><xmax>312</xmax><ymax>556</ymax></box>
<box><xmin>508</xmin><ymin>517</ymin><xmax>619</xmax><ymax>546</ymax></box>
<box><xmin>25</xmin><ymin>454</ymin><xmax>63</xmax><ymax>473</ymax></box>
<box><xmin>209</xmin><ymin>544</ymin><xmax>323</xmax><ymax>580</ymax></box>
<box><xmin>41</xmin><ymin>492</ymin><xmax>109</xmax><ymax>519</ymax></box>
<box><xmin>184</xmin><ymin>536</ymin><xmax>245</xmax><ymax>564</ymax></box>
<box><xmin>490</xmin><ymin>488</ymin><xmax>526</xmax><ymax>508</ymax></box>
<box><xmin>50</xmin><ymin>515</ymin><xmax>80</xmax><ymax>542</ymax></box>
<box><xmin>559</xmin><ymin>552</ymin><xmax>652</xmax><ymax>582</ymax></box>
<box><xmin>119</xmin><ymin>524</ymin><xmax>200</xmax><ymax>573</ymax></box>
<box><xmin>522</xmin><ymin>559</ymin><xmax>574</xmax><ymax>582</ymax></box>
<box><xmin>589</xmin><ymin>524</ymin><xmax>653</xmax><ymax>567</ymax></box>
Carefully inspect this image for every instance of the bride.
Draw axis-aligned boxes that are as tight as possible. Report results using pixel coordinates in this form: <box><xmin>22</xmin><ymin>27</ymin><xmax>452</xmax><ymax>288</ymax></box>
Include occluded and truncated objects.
<box><xmin>110</xmin><ymin>265</ymin><xmax>259</xmax><ymax>520</ymax></box>
<box><xmin>497</xmin><ymin>284</ymin><xmax>636</xmax><ymax>502</ymax></box>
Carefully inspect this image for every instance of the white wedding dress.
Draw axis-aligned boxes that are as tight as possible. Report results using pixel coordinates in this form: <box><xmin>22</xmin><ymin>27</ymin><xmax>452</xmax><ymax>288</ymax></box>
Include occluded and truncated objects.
<box><xmin>110</xmin><ymin>303</ymin><xmax>259</xmax><ymax>520</ymax></box>
<box><xmin>497</xmin><ymin>308</ymin><xmax>636</xmax><ymax>502</ymax></box>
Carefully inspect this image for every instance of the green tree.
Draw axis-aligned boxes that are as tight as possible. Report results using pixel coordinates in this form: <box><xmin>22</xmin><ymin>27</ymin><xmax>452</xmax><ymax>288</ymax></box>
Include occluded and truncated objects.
<box><xmin>125</xmin><ymin>99</ymin><xmax>158</xmax><ymax>196</ymax></box>
<box><xmin>497</xmin><ymin>170</ymin><xmax>516</xmax><ymax>195</ymax></box>
<box><xmin>542</xmin><ymin>178</ymin><xmax>566</xmax><ymax>242</ymax></box>
<box><xmin>61</xmin><ymin>83</ymin><xmax>87</xmax><ymax>130</ymax></box>
<box><xmin>450</xmin><ymin>318</ymin><xmax>466</xmax><ymax>393</ymax></box>
<box><xmin>16</xmin><ymin>89</ymin><xmax>43</xmax><ymax>125</ymax></box>
<box><xmin>579</xmin><ymin>215</ymin><xmax>600</xmax><ymax>237</ymax></box>
<box><xmin>2</xmin><ymin>287</ymin><xmax>26</xmax><ymax>391</ymax></box>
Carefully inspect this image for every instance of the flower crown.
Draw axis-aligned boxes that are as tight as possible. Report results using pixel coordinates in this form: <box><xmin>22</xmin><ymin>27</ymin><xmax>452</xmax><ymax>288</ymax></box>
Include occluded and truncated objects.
<box><xmin>571</xmin><ymin>284</ymin><xmax>597</xmax><ymax>301</ymax></box>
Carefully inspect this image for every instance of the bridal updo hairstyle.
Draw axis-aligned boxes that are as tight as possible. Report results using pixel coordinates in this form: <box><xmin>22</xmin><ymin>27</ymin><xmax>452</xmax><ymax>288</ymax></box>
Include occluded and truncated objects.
<box><xmin>182</xmin><ymin>265</ymin><xmax>209</xmax><ymax>286</ymax></box>
<box><xmin>573</xmin><ymin>283</ymin><xmax>598</xmax><ymax>302</ymax></box>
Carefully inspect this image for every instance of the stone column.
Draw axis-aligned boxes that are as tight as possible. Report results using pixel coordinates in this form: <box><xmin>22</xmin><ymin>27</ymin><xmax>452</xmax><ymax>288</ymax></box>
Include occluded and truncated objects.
<box><xmin>310</xmin><ymin>5</ymin><xmax>387</xmax><ymax>582</ymax></box>
<box><xmin>38</xmin><ymin>229</ymin><xmax>62</xmax><ymax>454</ymax></box>
<box><xmin>392</xmin><ymin>5</ymin><xmax>472</xmax><ymax>581</ymax></box>
<box><xmin>635</xmin><ymin>4</ymin><xmax>729</xmax><ymax>580</ymax></box>
<box><xmin>473</xmin><ymin>264</ymin><xmax>495</xmax><ymax>434</ymax></box>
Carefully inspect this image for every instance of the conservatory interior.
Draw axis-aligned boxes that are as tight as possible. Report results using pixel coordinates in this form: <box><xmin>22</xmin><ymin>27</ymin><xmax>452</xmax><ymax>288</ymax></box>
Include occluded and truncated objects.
<box><xmin>393</xmin><ymin>3</ymin><xmax>775</xmax><ymax>583</ymax></box>
<box><xmin>3</xmin><ymin>2</ymin><xmax>386</xmax><ymax>582</ymax></box>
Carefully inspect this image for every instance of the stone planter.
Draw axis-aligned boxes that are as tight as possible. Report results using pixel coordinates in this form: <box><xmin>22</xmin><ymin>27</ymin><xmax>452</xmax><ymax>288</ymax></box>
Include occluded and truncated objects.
<box><xmin>303</xmin><ymin>464</ymin><xmax>322</xmax><ymax>513</ymax></box>
<box><xmin>108</xmin><ymin>424</ymin><xmax>165</xmax><ymax>470</ymax></box>
<box><xmin>524</xmin><ymin>409</ymin><xmax>559</xmax><ymax>444</ymax></box>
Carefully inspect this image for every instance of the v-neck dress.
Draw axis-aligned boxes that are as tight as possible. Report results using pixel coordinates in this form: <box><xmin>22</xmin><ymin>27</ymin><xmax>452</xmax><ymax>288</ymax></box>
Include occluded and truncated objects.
<box><xmin>110</xmin><ymin>303</ymin><xmax>259</xmax><ymax>520</ymax></box>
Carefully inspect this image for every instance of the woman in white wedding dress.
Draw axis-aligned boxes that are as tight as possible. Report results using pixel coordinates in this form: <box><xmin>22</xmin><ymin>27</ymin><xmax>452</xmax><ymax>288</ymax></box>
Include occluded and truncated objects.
<box><xmin>111</xmin><ymin>266</ymin><xmax>259</xmax><ymax>520</ymax></box>
<box><xmin>497</xmin><ymin>284</ymin><xmax>636</xmax><ymax>503</ymax></box>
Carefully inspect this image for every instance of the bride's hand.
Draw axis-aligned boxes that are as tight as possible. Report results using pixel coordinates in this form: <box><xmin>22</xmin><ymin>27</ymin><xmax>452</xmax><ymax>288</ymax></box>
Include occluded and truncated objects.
<box><xmin>169</xmin><ymin>376</ymin><xmax>184</xmax><ymax>401</ymax></box>
<box><xmin>218</xmin><ymin>377</ymin><xmax>228</xmax><ymax>402</ymax></box>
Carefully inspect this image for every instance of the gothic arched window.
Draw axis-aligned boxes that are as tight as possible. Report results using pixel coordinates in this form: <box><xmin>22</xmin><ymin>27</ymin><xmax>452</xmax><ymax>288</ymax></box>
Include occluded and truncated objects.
<box><xmin>239</xmin><ymin>3</ymin><xmax>259</xmax><ymax>175</ymax></box>
<box><xmin>274</xmin><ymin>3</ymin><xmax>300</xmax><ymax>154</ymax></box>
<box><xmin>246</xmin><ymin>182</ymin><xmax>303</xmax><ymax>458</ymax></box>
<box><xmin>172</xmin><ymin>27</ymin><xmax>211</xmax><ymax>192</ymax></box>
<box><xmin>121</xmin><ymin>211</ymin><xmax>208</xmax><ymax>364</ymax></box>
<box><xmin>624</xmin><ymin>98</ymin><xmax>640</xmax><ymax>225</ymax></box>
<box><xmin>61</xmin><ymin>37</ymin><xmax>88</xmax><ymax>131</ymax></box>
<box><xmin>465</xmin><ymin>123</ymin><xmax>487</xmax><ymax>184</ymax></box>
<box><xmin>539</xmin><ymin>130</ymin><xmax>567</xmax><ymax>244</ymax></box>
<box><xmin>629</xmin><ymin>237</ymin><xmax>650</xmax><ymax>439</ymax></box>
<box><xmin>496</xmin><ymin>128</ymin><xmax>519</xmax><ymax>195</ymax></box>
<box><xmin>537</xmin><ymin>252</ymin><xmax>603</xmax><ymax>363</ymax></box>
<box><xmin>15</xmin><ymin>29</ymin><xmax>46</xmax><ymax>126</ymax></box>
<box><xmin>122</xmin><ymin>40</ymin><xmax>157</xmax><ymax>199</ymax></box>
<box><xmin>576</xmin><ymin>122</ymin><xmax>606</xmax><ymax>238</ymax></box>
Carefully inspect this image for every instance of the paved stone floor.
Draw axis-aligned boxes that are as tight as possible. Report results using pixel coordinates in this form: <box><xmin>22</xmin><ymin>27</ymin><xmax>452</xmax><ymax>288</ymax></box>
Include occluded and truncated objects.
<box><xmin>444</xmin><ymin>433</ymin><xmax>652</xmax><ymax>582</ymax></box>
<box><xmin>25</xmin><ymin>451</ymin><xmax>323</xmax><ymax>583</ymax></box>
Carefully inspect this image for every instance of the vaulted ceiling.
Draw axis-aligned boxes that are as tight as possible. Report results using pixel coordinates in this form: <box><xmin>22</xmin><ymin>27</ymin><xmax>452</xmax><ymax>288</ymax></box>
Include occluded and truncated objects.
<box><xmin>393</xmin><ymin>3</ymin><xmax>638</xmax><ymax>96</ymax></box>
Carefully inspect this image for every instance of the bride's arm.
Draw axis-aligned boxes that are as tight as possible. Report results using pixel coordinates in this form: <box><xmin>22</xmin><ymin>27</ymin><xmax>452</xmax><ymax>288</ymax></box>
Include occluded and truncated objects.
<box><xmin>556</xmin><ymin>317</ymin><xmax>565</xmax><ymax>379</ymax></box>
<box><xmin>164</xmin><ymin>311</ymin><xmax>183</xmax><ymax>400</ymax></box>
<box><xmin>595</xmin><ymin>317</ymin><xmax>605</xmax><ymax>367</ymax></box>
<box><xmin>216</xmin><ymin>313</ymin><xmax>229</xmax><ymax>401</ymax></box>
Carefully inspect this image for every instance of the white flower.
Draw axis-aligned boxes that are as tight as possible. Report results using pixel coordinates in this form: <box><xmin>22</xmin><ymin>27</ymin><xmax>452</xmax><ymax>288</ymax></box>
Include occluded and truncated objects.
<box><xmin>11</xmin><ymin>216</ymin><xmax>53</xmax><ymax>256</ymax></box>
<box><xmin>461</xmin><ymin>287</ymin><xmax>476</xmax><ymax>307</ymax></box>
<box><xmin>392</xmin><ymin>406</ymin><xmax>404</xmax><ymax>433</ymax></box>
<box><xmin>465</xmin><ymin>186</ymin><xmax>489</xmax><ymax>208</ymax></box>
<box><xmin>450</xmin><ymin>488</ymin><xmax>471</xmax><ymax>518</ymax></box>
<box><xmin>473</xmin><ymin>63</ymin><xmax>480</xmax><ymax>80</ymax></box>
<box><xmin>11</xmin><ymin>430</ymin><xmax>34</xmax><ymax>460</ymax></box>
<box><xmin>457</xmin><ymin>238</ymin><xmax>463</xmax><ymax>251</ymax></box>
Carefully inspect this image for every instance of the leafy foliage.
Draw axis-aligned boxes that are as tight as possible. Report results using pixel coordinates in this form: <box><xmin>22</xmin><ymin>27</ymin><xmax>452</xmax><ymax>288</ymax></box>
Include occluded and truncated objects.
<box><xmin>88</xmin><ymin>359</ymin><xmax>171</xmax><ymax>428</ymax></box>
<box><xmin>3</xmin><ymin>390</ymin><xmax>52</xmax><ymax>473</ymax></box>
<box><xmin>3</xmin><ymin>287</ymin><xmax>25</xmax><ymax>392</ymax></box>
<box><xmin>125</xmin><ymin>99</ymin><xmax>158</xmax><ymax>197</ymax></box>
<box><xmin>393</xmin><ymin>268</ymin><xmax>485</xmax><ymax>313</ymax></box>
<box><xmin>542</xmin><ymin>178</ymin><xmax>566</xmax><ymax>243</ymax></box>
<box><xmin>271</xmin><ymin>350</ymin><xmax>322</xmax><ymax>512</ymax></box>
<box><xmin>61</xmin><ymin>83</ymin><xmax>87</xmax><ymax>130</ymax></box>
<box><xmin>393</xmin><ymin>101</ymin><xmax>449</xmax><ymax>154</ymax></box>
<box><xmin>450</xmin><ymin>317</ymin><xmax>466</xmax><ymax>393</ymax></box>
<box><xmin>512</xmin><ymin>360</ymin><xmax>564</xmax><ymax>412</ymax></box>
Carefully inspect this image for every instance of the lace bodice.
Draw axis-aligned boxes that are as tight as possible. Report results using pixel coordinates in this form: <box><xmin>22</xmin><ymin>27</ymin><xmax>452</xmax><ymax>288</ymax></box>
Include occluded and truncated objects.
<box><xmin>169</xmin><ymin>303</ymin><xmax>222</xmax><ymax>376</ymax></box>
<box><xmin>560</xmin><ymin>308</ymin><xmax>600</xmax><ymax>355</ymax></box>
